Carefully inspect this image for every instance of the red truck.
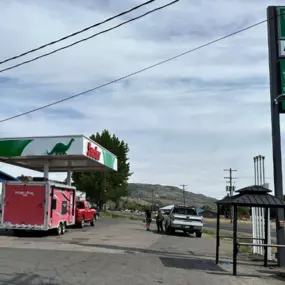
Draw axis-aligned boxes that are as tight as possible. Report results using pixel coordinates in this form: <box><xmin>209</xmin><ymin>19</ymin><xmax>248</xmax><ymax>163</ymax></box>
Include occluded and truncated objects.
<box><xmin>75</xmin><ymin>200</ymin><xmax>96</xmax><ymax>228</ymax></box>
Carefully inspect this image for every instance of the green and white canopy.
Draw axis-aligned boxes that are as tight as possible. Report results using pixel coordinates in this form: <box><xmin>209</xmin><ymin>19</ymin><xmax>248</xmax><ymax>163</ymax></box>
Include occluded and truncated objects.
<box><xmin>0</xmin><ymin>135</ymin><xmax>117</xmax><ymax>173</ymax></box>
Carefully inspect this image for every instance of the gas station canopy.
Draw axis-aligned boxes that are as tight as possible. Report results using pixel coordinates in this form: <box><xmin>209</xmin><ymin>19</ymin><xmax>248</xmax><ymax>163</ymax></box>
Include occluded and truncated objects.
<box><xmin>0</xmin><ymin>135</ymin><xmax>117</xmax><ymax>173</ymax></box>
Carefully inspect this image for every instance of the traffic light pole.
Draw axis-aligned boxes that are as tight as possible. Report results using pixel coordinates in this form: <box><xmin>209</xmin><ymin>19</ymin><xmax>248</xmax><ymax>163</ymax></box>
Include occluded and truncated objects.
<box><xmin>267</xmin><ymin>6</ymin><xmax>285</xmax><ymax>266</ymax></box>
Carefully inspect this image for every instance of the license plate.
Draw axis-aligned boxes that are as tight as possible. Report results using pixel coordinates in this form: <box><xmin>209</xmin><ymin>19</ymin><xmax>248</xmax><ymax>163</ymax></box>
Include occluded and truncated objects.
<box><xmin>181</xmin><ymin>225</ymin><xmax>190</xmax><ymax>228</ymax></box>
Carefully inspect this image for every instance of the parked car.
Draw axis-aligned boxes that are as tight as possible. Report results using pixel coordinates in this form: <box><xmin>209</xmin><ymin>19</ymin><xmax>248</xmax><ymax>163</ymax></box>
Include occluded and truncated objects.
<box><xmin>75</xmin><ymin>200</ymin><xmax>96</xmax><ymax>228</ymax></box>
<box><xmin>164</xmin><ymin>205</ymin><xmax>203</xmax><ymax>237</ymax></box>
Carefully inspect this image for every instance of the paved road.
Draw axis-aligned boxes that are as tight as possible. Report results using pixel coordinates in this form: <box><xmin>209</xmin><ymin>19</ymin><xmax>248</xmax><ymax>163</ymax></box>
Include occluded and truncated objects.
<box><xmin>113</xmin><ymin>211</ymin><xmax>278</xmax><ymax>237</ymax></box>
<box><xmin>0</xmin><ymin>218</ymin><xmax>283</xmax><ymax>285</ymax></box>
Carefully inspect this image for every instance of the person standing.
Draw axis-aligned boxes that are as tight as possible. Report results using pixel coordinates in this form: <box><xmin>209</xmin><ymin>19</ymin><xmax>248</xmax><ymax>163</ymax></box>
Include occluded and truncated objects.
<box><xmin>156</xmin><ymin>209</ymin><xmax>164</xmax><ymax>232</ymax></box>
<box><xmin>145</xmin><ymin>208</ymin><xmax>152</xmax><ymax>231</ymax></box>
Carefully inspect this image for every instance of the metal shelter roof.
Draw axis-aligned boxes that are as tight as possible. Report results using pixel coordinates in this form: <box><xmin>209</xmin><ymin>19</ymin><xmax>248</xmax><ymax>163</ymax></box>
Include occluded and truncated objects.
<box><xmin>216</xmin><ymin>185</ymin><xmax>285</xmax><ymax>208</ymax></box>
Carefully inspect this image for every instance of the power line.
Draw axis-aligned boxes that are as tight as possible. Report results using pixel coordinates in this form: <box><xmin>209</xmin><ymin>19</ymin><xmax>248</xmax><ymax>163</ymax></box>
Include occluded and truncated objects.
<box><xmin>0</xmin><ymin>0</ymin><xmax>178</xmax><ymax>74</ymax></box>
<box><xmin>0</xmin><ymin>0</ymin><xmax>155</xmax><ymax>66</ymax></box>
<box><xmin>0</xmin><ymin>11</ymin><xmax>281</xmax><ymax>123</ymax></box>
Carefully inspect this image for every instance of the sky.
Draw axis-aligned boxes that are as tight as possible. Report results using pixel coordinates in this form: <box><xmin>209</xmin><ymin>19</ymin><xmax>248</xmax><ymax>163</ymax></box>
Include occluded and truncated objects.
<box><xmin>0</xmin><ymin>0</ymin><xmax>284</xmax><ymax>199</ymax></box>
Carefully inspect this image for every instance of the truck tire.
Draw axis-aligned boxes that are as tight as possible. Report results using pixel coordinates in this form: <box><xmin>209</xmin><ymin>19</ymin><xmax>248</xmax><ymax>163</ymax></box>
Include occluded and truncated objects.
<box><xmin>79</xmin><ymin>218</ymin><xmax>84</xmax><ymax>228</ymax></box>
<box><xmin>196</xmin><ymin>231</ymin><xmax>202</xmax><ymax>238</ymax></box>
<box><xmin>166</xmin><ymin>225</ymin><xmax>174</xmax><ymax>235</ymax></box>
<box><xmin>90</xmin><ymin>216</ymin><xmax>95</xmax><ymax>227</ymax></box>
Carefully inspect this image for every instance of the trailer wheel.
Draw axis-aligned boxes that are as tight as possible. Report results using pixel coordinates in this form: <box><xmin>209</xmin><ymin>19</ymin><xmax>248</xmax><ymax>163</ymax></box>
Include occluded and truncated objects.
<box><xmin>61</xmin><ymin>222</ymin><xmax>66</xmax><ymax>234</ymax></box>
<box><xmin>13</xmin><ymin>229</ymin><xmax>24</xmax><ymax>237</ymax></box>
<box><xmin>56</xmin><ymin>223</ymin><xmax>62</xmax><ymax>235</ymax></box>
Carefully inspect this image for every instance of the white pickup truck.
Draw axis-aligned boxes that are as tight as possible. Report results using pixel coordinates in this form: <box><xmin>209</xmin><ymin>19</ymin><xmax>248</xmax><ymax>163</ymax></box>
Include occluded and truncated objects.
<box><xmin>164</xmin><ymin>205</ymin><xmax>203</xmax><ymax>237</ymax></box>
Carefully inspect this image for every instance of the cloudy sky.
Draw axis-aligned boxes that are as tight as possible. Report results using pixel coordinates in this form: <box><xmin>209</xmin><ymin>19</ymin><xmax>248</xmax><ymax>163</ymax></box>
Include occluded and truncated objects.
<box><xmin>0</xmin><ymin>0</ymin><xmax>284</xmax><ymax>199</ymax></box>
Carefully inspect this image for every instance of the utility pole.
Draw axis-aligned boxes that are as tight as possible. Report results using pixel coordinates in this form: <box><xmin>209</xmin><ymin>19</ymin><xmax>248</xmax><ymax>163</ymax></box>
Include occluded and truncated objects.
<box><xmin>151</xmin><ymin>188</ymin><xmax>154</xmax><ymax>212</ymax></box>
<box><xmin>224</xmin><ymin>168</ymin><xmax>237</xmax><ymax>222</ymax></box>
<box><xmin>224</xmin><ymin>168</ymin><xmax>237</xmax><ymax>196</ymax></box>
<box><xmin>180</xmin><ymin>184</ymin><xmax>187</xmax><ymax>206</ymax></box>
<box><xmin>267</xmin><ymin>6</ymin><xmax>285</xmax><ymax>266</ymax></box>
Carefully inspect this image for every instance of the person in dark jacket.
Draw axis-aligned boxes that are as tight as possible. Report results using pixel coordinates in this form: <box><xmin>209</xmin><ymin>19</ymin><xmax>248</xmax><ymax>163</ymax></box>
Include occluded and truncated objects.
<box><xmin>145</xmin><ymin>209</ymin><xmax>152</xmax><ymax>231</ymax></box>
<box><xmin>156</xmin><ymin>209</ymin><xmax>164</xmax><ymax>232</ymax></box>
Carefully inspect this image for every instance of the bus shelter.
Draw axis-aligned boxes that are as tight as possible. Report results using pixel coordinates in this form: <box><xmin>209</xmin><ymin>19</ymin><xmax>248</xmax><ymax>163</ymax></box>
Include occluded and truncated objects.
<box><xmin>0</xmin><ymin>135</ymin><xmax>117</xmax><ymax>184</ymax></box>
<box><xmin>215</xmin><ymin>185</ymin><xmax>285</xmax><ymax>276</ymax></box>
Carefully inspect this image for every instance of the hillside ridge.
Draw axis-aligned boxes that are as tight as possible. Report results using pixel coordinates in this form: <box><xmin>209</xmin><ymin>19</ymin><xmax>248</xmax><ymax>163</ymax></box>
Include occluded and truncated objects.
<box><xmin>128</xmin><ymin>183</ymin><xmax>217</xmax><ymax>208</ymax></box>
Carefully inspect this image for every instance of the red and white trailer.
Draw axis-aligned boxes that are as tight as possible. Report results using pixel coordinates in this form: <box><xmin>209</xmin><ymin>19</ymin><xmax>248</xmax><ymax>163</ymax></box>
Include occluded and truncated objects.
<box><xmin>0</xmin><ymin>135</ymin><xmax>117</xmax><ymax>235</ymax></box>
<box><xmin>1</xmin><ymin>181</ymin><xmax>75</xmax><ymax>235</ymax></box>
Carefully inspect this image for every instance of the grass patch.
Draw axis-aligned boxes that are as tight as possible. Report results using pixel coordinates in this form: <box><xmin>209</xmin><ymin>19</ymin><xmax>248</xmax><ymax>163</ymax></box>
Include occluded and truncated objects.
<box><xmin>203</xmin><ymin>218</ymin><xmax>252</xmax><ymax>224</ymax></box>
<box><xmin>203</xmin><ymin>227</ymin><xmax>250</xmax><ymax>239</ymax></box>
<box><xmin>202</xmin><ymin>228</ymin><xmax>253</xmax><ymax>254</ymax></box>
<box><xmin>101</xmin><ymin>211</ymin><xmax>139</xmax><ymax>220</ymax></box>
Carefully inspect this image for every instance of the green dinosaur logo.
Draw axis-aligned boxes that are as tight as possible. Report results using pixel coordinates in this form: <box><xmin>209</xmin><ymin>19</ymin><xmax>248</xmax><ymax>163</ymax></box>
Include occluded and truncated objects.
<box><xmin>46</xmin><ymin>138</ymin><xmax>75</xmax><ymax>155</ymax></box>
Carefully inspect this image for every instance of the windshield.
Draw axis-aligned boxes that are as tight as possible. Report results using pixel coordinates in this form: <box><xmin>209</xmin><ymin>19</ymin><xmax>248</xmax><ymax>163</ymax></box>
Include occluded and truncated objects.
<box><xmin>172</xmin><ymin>207</ymin><xmax>197</xmax><ymax>216</ymax></box>
<box><xmin>76</xmin><ymin>202</ymin><xmax>85</xmax><ymax>209</ymax></box>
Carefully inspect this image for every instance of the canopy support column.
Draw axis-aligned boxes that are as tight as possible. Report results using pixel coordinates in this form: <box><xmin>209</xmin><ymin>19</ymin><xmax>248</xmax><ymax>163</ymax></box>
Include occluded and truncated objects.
<box><xmin>66</xmin><ymin>169</ymin><xmax>72</xmax><ymax>186</ymax></box>
<box><xmin>44</xmin><ymin>162</ymin><xmax>49</xmax><ymax>180</ymax></box>
<box><xmin>264</xmin><ymin>207</ymin><xmax>269</xmax><ymax>267</ymax></box>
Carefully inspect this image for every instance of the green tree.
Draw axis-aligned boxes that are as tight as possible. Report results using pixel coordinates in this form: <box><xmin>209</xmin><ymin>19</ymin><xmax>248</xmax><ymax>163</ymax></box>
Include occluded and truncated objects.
<box><xmin>237</xmin><ymin>207</ymin><xmax>250</xmax><ymax>218</ymax></box>
<box><xmin>72</xmin><ymin>130</ymin><xmax>132</xmax><ymax>206</ymax></box>
<box><xmin>202</xmin><ymin>205</ymin><xmax>213</xmax><ymax>211</ymax></box>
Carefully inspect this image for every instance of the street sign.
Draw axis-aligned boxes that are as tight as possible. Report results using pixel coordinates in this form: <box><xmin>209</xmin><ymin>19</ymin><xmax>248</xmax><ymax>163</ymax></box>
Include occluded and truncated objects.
<box><xmin>278</xmin><ymin>8</ymin><xmax>285</xmax><ymax>38</ymax></box>
<box><xmin>279</xmin><ymin>40</ymin><xmax>285</xmax><ymax>57</ymax></box>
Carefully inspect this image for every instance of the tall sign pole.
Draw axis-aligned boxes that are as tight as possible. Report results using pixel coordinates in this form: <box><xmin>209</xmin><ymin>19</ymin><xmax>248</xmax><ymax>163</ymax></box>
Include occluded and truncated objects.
<box><xmin>267</xmin><ymin>6</ymin><xmax>285</xmax><ymax>266</ymax></box>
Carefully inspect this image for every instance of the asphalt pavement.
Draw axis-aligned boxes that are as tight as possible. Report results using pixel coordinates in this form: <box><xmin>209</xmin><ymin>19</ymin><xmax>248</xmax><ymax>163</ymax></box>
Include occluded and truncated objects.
<box><xmin>114</xmin><ymin>211</ymin><xmax>277</xmax><ymax>237</ymax></box>
<box><xmin>0</xmin><ymin>217</ymin><xmax>283</xmax><ymax>284</ymax></box>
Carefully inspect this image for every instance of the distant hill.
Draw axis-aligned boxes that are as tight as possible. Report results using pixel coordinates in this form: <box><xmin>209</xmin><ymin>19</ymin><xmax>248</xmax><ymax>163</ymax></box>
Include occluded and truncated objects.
<box><xmin>127</xmin><ymin>183</ymin><xmax>217</xmax><ymax>209</ymax></box>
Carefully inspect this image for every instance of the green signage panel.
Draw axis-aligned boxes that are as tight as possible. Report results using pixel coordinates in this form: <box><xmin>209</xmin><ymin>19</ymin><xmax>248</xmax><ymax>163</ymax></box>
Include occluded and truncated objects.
<box><xmin>279</xmin><ymin>60</ymin><xmax>285</xmax><ymax>112</ymax></box>
<box><xmin>280</xmin><ymin>60</ymin><xmax>285</xmax><ymax>92</ymax></box>
<box><xmin>278</xmin><ymin>8</ymin><xmax>285</xmax><ymax>38</ymax></box>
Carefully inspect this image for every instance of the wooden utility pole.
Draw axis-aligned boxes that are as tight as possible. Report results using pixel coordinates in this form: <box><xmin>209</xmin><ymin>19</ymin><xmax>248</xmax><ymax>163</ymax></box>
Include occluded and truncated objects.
<box><xmin>224</xmin><ymin>168</ymin><xmax>237</xmax><ymax>222</ymax></box>
<box><xmin>180</xmin><ymin>184</ymin><xmax>187</xmax><ymax>206</ymax></box>
<box><xmin>151</xmin><ymin>188</ymin><xmax>154</xmax><ymax>211</ymax></box>
<box><xmin>224</xmin><ymin>168</ymin><xmax>237</xmax><ymax>196</ymax></box>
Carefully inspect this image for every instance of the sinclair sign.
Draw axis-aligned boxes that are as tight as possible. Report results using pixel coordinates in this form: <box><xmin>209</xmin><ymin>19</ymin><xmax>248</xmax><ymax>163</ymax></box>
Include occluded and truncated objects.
<box><xmin>86</xmin><ymin>142</ymin><xmax>101</xmax><ymax>160</ymax></box>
